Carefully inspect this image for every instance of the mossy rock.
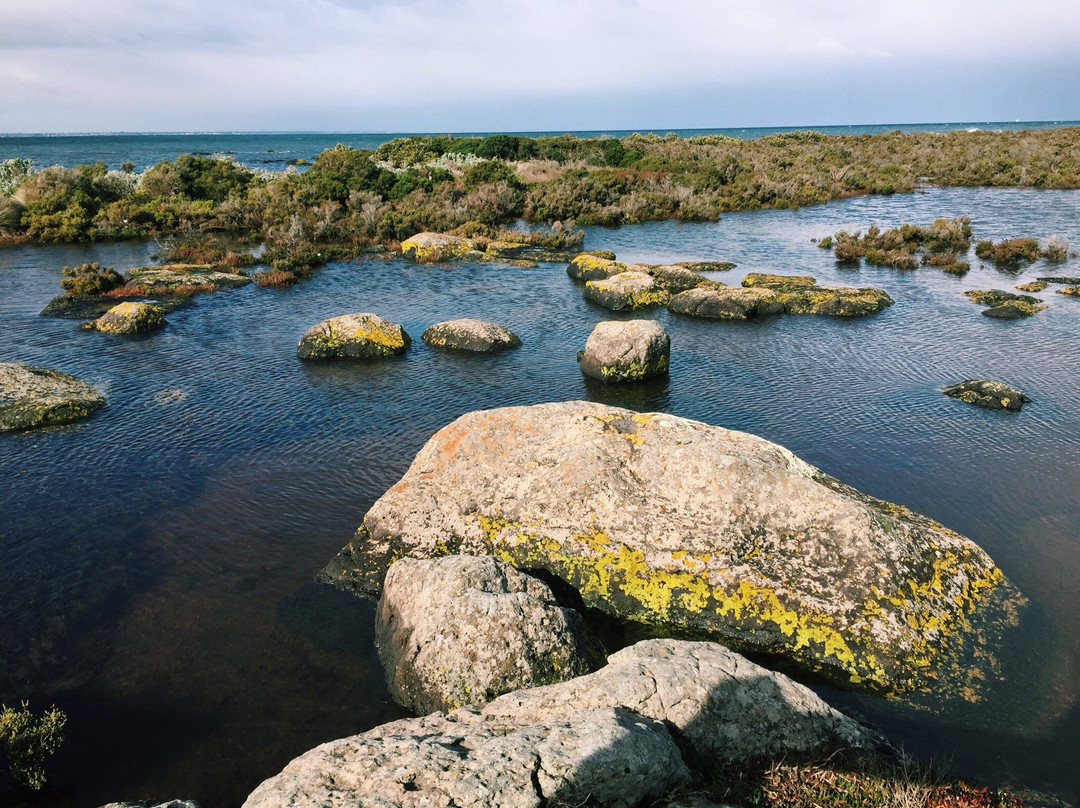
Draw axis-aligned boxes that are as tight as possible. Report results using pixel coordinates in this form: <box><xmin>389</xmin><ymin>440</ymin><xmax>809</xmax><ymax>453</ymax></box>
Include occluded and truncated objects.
<box><xmin>646</xmin><ymin>265</ymin><xmax>712</xmax><ymax>294</ymax></box>
<box><xmin>943</xmin><ymin>380</ymin><xmax>1031</xmax><ymax>412</ymax></box>
<box><xmin>401</xmin><ymin>233</ymin><xmax>475</xmax><ymax>263</ymax></box>
<box><xmin>567</xmin><ymin>253</ymin><xmax>634</xmax><ymax>282</ymax></box>
<box><xmin>320</xmin><ymin>401</ymin><xmax>1013</xmax><ymax>695</ymax></box>
<box><xmin>676</xmin><ymin>261</ymin><xmax>736</xmax><ymax>272</ymax></box>
<box><xmin>583</xmin><ymin>272</ymin><xmax>671</xmax><ymax>311</ymax></box>
<box><xmin>0</xmin><ymin>363</ymin><xmax>106</xmax><ymax>432</ymax></box>
<box><xmin>964</xmin><ymin>290</ymin><xmax>1046</xmax><ymax>318</ymax></box>
<box><xmin>421</xmin><ymin>319</ymin><xmax>522</xmax><ymax>353</ymax></box>
<box><xmin>90</xmin><ymin>301</ymin><xmax>167</xmax><ymax>335</ymax></box>
<box><xmin>741</xmin><ymin>273</ymin><xmax>817</xmax><ymax>291</ymax></box>
<box><xmin>668</xmin><ymin>285</ymin><xmax>782</xmax><ymax>320</ymax></box>
<box><xmin>1015</xmin><ymin>281</ymin><xmax>1048</xmax><ymax>293</ymax></box>
<box><xmin>775</xmin><ymin>286</ymin><xmax>894</xmax><ymax>317</ymax></box>
<box><xmin>578</xmin><ymin>320</ymin><xmax>670</xmax><ymax>383</ymax></box>
<box><xmin>298</xmin><ymin>313</ymin><xmax>411</xmax><ymax>359</ymax></box>
<box><xmin>1056</xmin><ymin>285</ymin><xmax>1080</xmax><ymax>298</ymax></box>
<box><xmin>124</xmin><ymin>264</ymin><xmax>251</xmax><ymax>293</ymax></box>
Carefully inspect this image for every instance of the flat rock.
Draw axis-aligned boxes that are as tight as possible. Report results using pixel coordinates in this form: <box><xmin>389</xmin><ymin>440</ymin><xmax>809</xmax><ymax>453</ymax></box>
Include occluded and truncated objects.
<box><xmin>297</xmin><ymin>313</ymin><xmax>411</xmax><ymax>359</ymax></box>
<box><xmin>1037</xmin><ymin>276</ymin><xmax>1080</xmax><ymax>284</ymax></box>
<box><xmin>647</xmin><ymin>265</ymin><xmax>711</xmax><ymax>294</ymax></box>
<box><xmin>90</xmin><ymin>301</ymin><xmax>167</xmax><ymax>335</ymax></box>
<box><xmin>668</xmin><ymin>285</ymin><xmax>783</xmax><ymax>319</ymax></box>
<box><xmin>676</xmin><ymin>261</ymin><xmax>736</xmax><ymax>272</ymax></box>
<box><xmin>584</xmin><ymin>271</ymin><xmax>671</xmax><ymax>311</ymax></box>
<box><xmin>40</xmin><ymin>294</ymin><xmax>191</xmax><ymax>319</ymax></box>
<box><xmin>401</xmin><ymin>232</ymin><xmax>475</xmax><ymax>263</ymax></box>
<box><xmin>376</xmin><ymin>555</ymin><xmax>594</xmax><ymax>713</ymax></box>
<box><xmin>482</xmin><ymin>639</ymin><xmax>875</xmax><ymax>765</ymax></box>
<box><xmin>964</xmin><ymin>289</ymin><xmax>1046</xmax><ymax>318</ymax></box>
<box><xmin>578</xmin><ymin>320</ymin><xmax>670</xmax><ymax>383</ymax></box>
<box><xmin>124</xmin><ymin>264</ymin><xmax>250</xmax><ymax>293</ymax></box>
<box><xmin>0</xmin><ymin>363</ymin><xmax>106</xmax><ymax>432</ymax></box>
<box><xmin>422</xmin><ymin>319</ymin><xmax>521</xmax><ymax>353</ymax></box>
<box><xmin>943</xmin><ymin>380</ymin><xmax>1031</xmax><ymax>411</ymax></box>
<box><xmin>742</xmin><ymin>273</ymin><xmax>817</xmax><ymax>290</ymax></box>
<box><xmin>243</xmin><ymin>706</ymin><xmax>688</xmax><ymax>808</ymax></box>
<box><xmin>321</xmin><ymin>401</ymin><xmax>1008</xmax><ymax>692</ymax></box>
<box><xmin>775</xmin><ymin>284</ymin><xmax>893</xmax><ymax>317</ymax></box>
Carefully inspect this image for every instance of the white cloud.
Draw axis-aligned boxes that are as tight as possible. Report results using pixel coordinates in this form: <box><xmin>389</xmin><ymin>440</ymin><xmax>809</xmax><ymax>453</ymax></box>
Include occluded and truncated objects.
<box><xmin>0</xmin><ymin>0</ymin><xmax>1077</xmax><ymax>130</ymax></box>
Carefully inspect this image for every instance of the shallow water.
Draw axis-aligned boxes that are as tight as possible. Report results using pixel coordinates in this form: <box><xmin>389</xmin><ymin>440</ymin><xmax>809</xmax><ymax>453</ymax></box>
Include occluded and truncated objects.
<box><xmin>1</xmin><ymin>185</ymin><xmax>1079</xmax><ymax>805</ymax></box>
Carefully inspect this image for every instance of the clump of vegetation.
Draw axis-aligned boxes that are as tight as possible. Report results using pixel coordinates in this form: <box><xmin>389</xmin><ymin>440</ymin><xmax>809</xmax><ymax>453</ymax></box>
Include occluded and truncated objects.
<box><xmin>0</xmin><ymin>158</ymin><xmax>34</xmax><ymax>196</ymax></box>
<box><xmin>61</xmin><ymin>262</ymin><xmax>125</xmax><ymax>296</ymax></box>
<box><xmin>0</xmin><ymin>196</ymin><xmax>25</xmax><ymax>230</ymax></box>
<box><xmin>1041</xmin><ymin>235</ymin><xmax>1070</xmax><ymax>263</ymax></box>
<box><xmin>921</xmin><ymin>253</ymin><xmax>970</xmax><ymax>275</ymax></box>
<box><xmin>975</xmin><ymin>238</ymin><xmax>1041</xmax><ymax>267</ymax></box>
<box><xmin>830</xmin><ymin>218</ymin><xmax>972</xmax><ymax>272</ymax></box>
<box><xmin>160</xmin><ymin>238</ymin><xmax>256</xmax><ymax>269</ymax></box>
<box><xmin>0</xmin><ymin>702</ymin><xmax>67</xmax><ymax>790</ymax></box>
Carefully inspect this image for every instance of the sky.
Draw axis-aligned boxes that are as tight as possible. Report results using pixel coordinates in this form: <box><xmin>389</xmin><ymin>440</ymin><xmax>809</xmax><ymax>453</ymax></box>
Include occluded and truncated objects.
<box><xmin>1</xmin><ymin>0</ymin><xmax>1079</xmax><ymax>134</ymax></box>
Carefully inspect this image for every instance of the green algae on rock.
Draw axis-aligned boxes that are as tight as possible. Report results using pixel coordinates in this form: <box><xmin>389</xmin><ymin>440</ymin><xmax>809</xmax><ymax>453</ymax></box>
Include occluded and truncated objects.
<box><xmin>297</xmin><ymin>313</ymin><xmax>411</xmax><ymax>359</ymax></box>
<box><xmin>320</xmin><ymin>401</ymin><xmax>1012</xmax><ymax>694</ymax></box>
<box><xmin>963</xmin><ymin>289</ymin><xmax>1046</xmax><ymax>318</ymax></box>
<box><xmin>943</xmin><ymin>380</ymin><xmax>1031</xmax><ymax>412</ymax></box>
<box><xmin>0</xmin><ymin>363</ymin><xmax>105</xmax><ymax>432</ymax></box>
<box><xmin>566</xmin><ymin>252</ymin><xmax>635</xmax><ymax>281</ymax></box>
<box><xmin>669</xmin><ymin>275</ymin><xmax>892</xmax><ymax>320</ymax></box>
<box><xmin>401</xmin><ymin>232</ymin><xmax>479</xmax><ymax>263</ymax></box>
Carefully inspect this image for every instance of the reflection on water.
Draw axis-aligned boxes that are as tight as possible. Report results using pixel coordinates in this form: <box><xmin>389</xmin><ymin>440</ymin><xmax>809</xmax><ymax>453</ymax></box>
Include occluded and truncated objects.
<box><xmin>2</xmin><ymin>186</ymin><xmax>1079</xmax><ymax>805</ymax></box>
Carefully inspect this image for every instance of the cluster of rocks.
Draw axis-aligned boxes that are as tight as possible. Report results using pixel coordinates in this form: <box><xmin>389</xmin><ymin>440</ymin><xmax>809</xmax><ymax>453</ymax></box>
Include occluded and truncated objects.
<box><xmin>963</xmin><ymin>289</ymin><xmax>1046</xmax><ymax>318</ymax></box>
<box><xmin>296</xmin><ymin>313</ymin><xmax>522</xmax><ymax>359</ymax></box>
<box><xmin>400</xmin><ymin>232</ymin><xmax>580</xmax><ymax>266</ymax></box>
<box><xmin>943</xmin><ymin>379</ymin><xmax>1031</xmax><ymax>411</ymax></box>
<box><xmin>81</xmin><ymin>301</ymin><xmax>168</xmax><ymax>335</ymax></box>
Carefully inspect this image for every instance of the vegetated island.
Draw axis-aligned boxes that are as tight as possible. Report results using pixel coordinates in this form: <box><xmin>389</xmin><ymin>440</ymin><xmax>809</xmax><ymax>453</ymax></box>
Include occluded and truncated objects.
<box><xmin>2</xmin><ymin>127</ymin><xmax>1080</xmax><ymax>285</ymax></box>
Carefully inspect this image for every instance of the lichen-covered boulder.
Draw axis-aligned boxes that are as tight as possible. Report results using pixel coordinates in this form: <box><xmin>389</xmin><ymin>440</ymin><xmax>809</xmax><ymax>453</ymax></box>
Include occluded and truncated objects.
<box><xmin>422</xmin><ymin>319</ymin><xmax>522</xmax><ymax>353</ymax></box>
<box><xmin>376</xmin><ymin>555</ymin><xmax>595</xmax><ymax>713</ymax></box>
<box><xmin>0</xmin><ymin>363</ymin><xmax>106</xmax><ymax>432</ymax></box>
<box><xmin>776</xmin><ymin>285</ymin><xmax>893</xmax><ymax>317</ymax></box>
<box><xmin>401</xmin><ymin>232</ymin><xmax>475</xmax><ymax>263</ymax></box>
<box><xmin>243</xmin><ymin>707</ymin><xmax>688</xmax><ymax>808</ymax></box>
<box><xmin>943</xmin><ymin>380</ymin><xmax>1031</xmax><ymax>411</ymax></box>
<box><xmin>566</xmin><ymin>252</ymin><xmax>631</xmax><ymax>281</ymax></box>
<box><xmin>91</xmin><ymin>301</ymin><xmax>167</xmax><ymax>335</ymax></box>
<box><xmin>584</xmin><ymin>272</ymin><xmax>670</xmax><ymax>311</ymax></box>
<box><xmin>963</xmin><ymin>289</ymin><xmax>1046</xmax><ymax>318</ymax></box>
<box><xmin>647</xmin><ymin>265</ymin><xmax>711</xmax><ymax>294</ymax></box>
<box><xmin>297</xmin><ymin>313</ymin><xmax>411</xmax><ymax>359</ymax></box>
<box><xmin>124</xmin><ymin>264</ymin><xmax>250</xmax><ymax>293</ymax></box>
<box><xmin>741</xmin><ymin>273</ymin><xmax>817</xmax><ymax>290</ymax></box>
<box><xmin>483</xmin><ymin>639</ymin><xmax>875</xmax><ymax>765</ymax></box>
<box><xmin>1016</xmin><ymin>281</ymin><xmax>1049</xmax><ymax>293</ymax></box>
<box><xmin>676</xmin><ymin>261</ymin><xmax>736</xmax><ymax>273</ymax></box>
<box><xmin>578</xmin><ymin>320</ymin><xmax>670</xmax><ymax>383</ymax></box>
<box><xmin>321</xmin><ymin>401</ymin><xmax>1010</xmax><ymax>693</ymax></box>
<box><xmin>668</xmin><ymin>285</ymin><xmax>783</xmax><ymax>320</ymax></box>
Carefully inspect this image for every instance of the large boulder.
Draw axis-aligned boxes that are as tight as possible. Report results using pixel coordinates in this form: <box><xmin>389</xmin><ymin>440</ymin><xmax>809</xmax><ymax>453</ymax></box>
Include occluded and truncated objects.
<box><xmin>578</xmin><ymin>320</ymin><xmax>670</xmax><ymax>383</ymax></box>
<box><xmin>0</xmin><ymin>363</ymin><xmax>106</xmax><ymax>432</ymax></box>
<box><xmin>943</xmin><ymin>380</ymin><xmax>1031</xmax><ymax>411</ymax></box>
<box><xmin>401</xmin><ymin>232</ymin><xmax>476</xmax><ymax>263</ymax></box>
<box><xmin>584</xmin><ymin>272</ymin><xmax>671</xmax><ymax>311</ymax></box>
<box><xmin>297</xmin><ymin>313</ymin><xmax>411</xmax><ymax>359</ymax></box>
<box><xmin>321</xmin><ymin>401</ymin><xmax>1009</xmax><ymax>692</ymax></box>
<box><xmin>243</xmin><ymin>707</ymin><xmax>688</xmax><ymax>808</ymax></box>
<box><xmin>482</xmin><ymin>639</ymin><xmax>875</xmax><ymax>765</ymax></box>
<box><xmin>668</xmin><ymin>285</ymin><xmax>783</xmax><ymax>319</ymax></box>
<box><xmin>90</xmin><ymin>301</ymin><xmax>167</xmax><ymax>335</ymax></box>
<box><xmin>376</xmin><ymin>555</ymin><xmax>595</xmax><ymax>713</ymax></box>
<box><xmin>422</xmin><ymin>319</ymin><xmax>522</xmax><ymax>353</ymax></box>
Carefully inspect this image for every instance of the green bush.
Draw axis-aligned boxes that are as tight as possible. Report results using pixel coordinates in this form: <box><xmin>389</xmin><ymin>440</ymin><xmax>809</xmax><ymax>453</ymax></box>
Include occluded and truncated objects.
<box><xmin>61</xmin><ymin>261</ymin><xmax>125</xmax><ymax>295</ymax></box>
<box><xmin>463</xmin><ymin>161</ymin><xmax>520</xmax><ymax>190</ymax></box>
<box><xmin>0</xmin><ymin>702</ymin><xmax>67</xmax><ymax>789</ymax></box>
<box><xmin>0</xmin><ymin>158</ymin><xmax>34</xmax><ymax>196</ymax></box>
<box><xmin>975</xmin><ymin>238</ymin><xmax>1040</xmax><ymax>265</ymax></box>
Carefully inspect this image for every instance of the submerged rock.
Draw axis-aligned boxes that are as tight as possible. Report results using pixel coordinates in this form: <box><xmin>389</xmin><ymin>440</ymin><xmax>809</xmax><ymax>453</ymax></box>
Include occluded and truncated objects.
<box><xmin>963</xmin><ymin>289</ymin><xmax>1046</xmax><ymax>318</ymax></box>
<box><xmin>243</xmin><ymin>706</ymin><xmax>688</xmax><ymax>808</ymax></box>
<box><xmin>400</xmin><ymin>232</ymin><xmax>476</xmax><ymax>263</ymax></box>
<box><xmin>321</xmin><ymin>401</ymin><xmax>1008</xmax><ymax>692</ymax></box>
<box><xmin>676</xmin><ymin>261</ymin><xmax>736</xmax><ymax>273</ymax></box>
<box><xmin>0</xmin><ymin>363</ymin><xmax>106</xmax><ymax>432</ymax></box>
<box><xmin>578</xmin><ymin>320</ymin><xmax>670</xmax><ymax>383</ymax></box>
<box><xmin>943</xmin><ymin>380</ymin><xmax>1031</xmax><ymax>412</ymax></box>
<box><xmin>41</xmin><ymin>294</ymin><xmax>190</xmax><ymax>319</ymax></box>
<box><xmin>297</xmin><ymin>313</ymin><xmax>411</xmax><ymax>359</ymax></box>
<box><xmin>376</xmin><ymin>555</ymin><xmax>594</xmax><ymax>713</ymax></box>
<box><xmin>583</xmin><ymin>271</ymin><xmax>671</xmax><ymax>311</ymax></box>
<box><xmin>89</xmin><ymin>301</ymin><xmax>167</xmax><ymax>335</ymax></box>
<box><xmin>422</xmin><ymin>319</ymin><xmax>521</xmax><ymax>352</ymax></box>
<box><xmin>1038</xmin><ymin>276</ymin><xmax>1080</xmax><ymax>284</ymax></box>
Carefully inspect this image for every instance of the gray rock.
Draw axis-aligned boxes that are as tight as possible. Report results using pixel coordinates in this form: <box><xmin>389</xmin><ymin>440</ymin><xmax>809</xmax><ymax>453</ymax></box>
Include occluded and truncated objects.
<box><xmin>943</xmin><ymin>380</ymin><xmax>1031</xmax><ymax>411</ymax></box>
<box><xmin>242</xmin><ymin>706</ymin><xmax>688</xmax><ymax>808</ymax></box>
<box><xmin>98</xmin><ymin>802</ymin><xmax>200</xmax><ymax>808</ymax></box>
<box><xmin>90</xmin><ymin>301</ymin><xmax>167</xmax><ymax>335</ymax></box>
<box><xmin>578</xmin><ymin>320</ymin><xmax>670</xmax><ymax>383</ymax></box>
<box><xmin>584</xmin><ymin>271</ymin><xmax>671</xmax><ymax>311</ymax></box>
<box><xmin>566</xmin><ymin>252</ymin><xmax>633</xmax><ymax>281</ymax></box>
<box><xmin>0</xmin><ymin>363</ymin><xmax>106</xmax><ymax>432</ymax></box>
<box><xmin>321</xmin><ymin>401</ymin><xmax>1009</xmax><ymax>693</ymax></box>
<box><xmin>482</xmin><ymin>639</ymin><xmax>874</xmax><ymax>766</ymax></box>
<box><xmin>124</xmin><ymin>264</ymin><xmax>251</xmax><ymax>293</ymax></box>
<box><xmin>422</xmin><ymin>319</ymin><xmax>522</xmax><ymax>353</ymax></box>
<box><xmin>668</xmin><ymin>285</ymin><xmax>783</xmax><ymax>319</ymax></box>
<box><xmin>647</xmin><ymin>265</ymin><xmax>711</xmax><ymax>294</ymax></box>
<box><xmin>376</xmin><ymin>555</ymin><xmax>594</xmax><ymax>713</ymax></box>
<box><xmin>297</xmin><ymin>313</ymin><xmax>411</xmax><ymax>360</ymax></box>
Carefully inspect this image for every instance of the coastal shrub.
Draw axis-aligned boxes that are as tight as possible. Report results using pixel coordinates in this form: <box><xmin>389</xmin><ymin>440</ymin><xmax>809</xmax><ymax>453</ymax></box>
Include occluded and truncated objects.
<box><xmin>0</xmin><ymin>702</ymin><xmax>67</xmax><ymax>789</ymax></box>
<box><xmin>374</xmin><ymin>136</ymin><xmax>448</xmax><ymax>167</ymax></box>
<box><xmin>463</xmin><ymin>161</ymin><xmax>521</xmax><ymax>191</ymax></box>
<box><xmin>0</xmin><ymin>158</ymin><xmax>34</xmax><ymax>196</ymax></box>
<box><xmin>975</xmin><ymin>238</ymin><xmax>1041</xmax><ymax>266</ymax></box>
<box><xmin>0</xmin><ymin>197</ymin><xmax>25</xmax><ymax>230</ymax></box>
<box><xmin>141</xmin><ymin>155</ymin><xmax>252</xmax><ymax>204</ymax></box>
<box><xmin>61</xmin><ymin>262</ymin><xmax>125</xmax><ymax>295</ymax></box>
<box><xmin>817</xmin><ymin>236</ymin><xmax>833</xmax><ymax>248</ymax></box>
<box><xmin>1042</xmin><ymin>235</ymin><xmax>1069</xmax><ymax>263</ymax></box>
<box><xmin>160</xmin><ymin>238</ymin><xmax>256</xmax><ymax>268</ymax></box>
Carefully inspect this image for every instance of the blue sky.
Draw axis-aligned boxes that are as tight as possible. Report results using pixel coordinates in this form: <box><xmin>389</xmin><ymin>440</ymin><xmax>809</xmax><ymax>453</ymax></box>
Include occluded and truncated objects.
<box><xmin>1</xmin><ymin>0</ymin><xmax>1078</xmax><ymax>133</ymax></box>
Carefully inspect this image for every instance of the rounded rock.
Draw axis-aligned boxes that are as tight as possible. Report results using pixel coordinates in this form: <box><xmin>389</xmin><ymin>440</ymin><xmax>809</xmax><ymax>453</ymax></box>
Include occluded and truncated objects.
<box><xmin>583</xmin><ymin>271</ymin><xmax>670</xmax><ymax>311</ymax></box>
<box><xmin>93</xmin><ymin>301</ymin><xmax>167</xmax><ymax>335</ymax></box>
<box><xmin>578</xmin><ymin>320</ymin><xmax>670</xmax><ymax>383</ymax></box>
<box><xmin>422</xmin><ymin>319</ymin><xmax>522</xmax><ymax>353</ymax></box>
<box><xmin>297</xmin><ymin>313</ymin><xmax>411</xmax><ymax>360</ymax></box>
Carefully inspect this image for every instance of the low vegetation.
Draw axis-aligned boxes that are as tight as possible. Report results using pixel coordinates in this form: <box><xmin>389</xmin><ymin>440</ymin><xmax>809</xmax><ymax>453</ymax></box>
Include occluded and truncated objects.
<box><xmin>60</xmin><ymin>261</ymin><xmax>125</xmax><ymax>296</ymax></box>
<box><xmin>974</xmin><ymin>237</ymin><xmax>1071</xmax><ymax>267</ymax></box>
<box><xmin>0</xmin><ymin>128</ymin><xmax>1077</xmax><ymax>274</ymax></box>
<box><xmin>829</xmin><ymin>218</ymin><xmax>973</xmax><ymax>274</ymax></box>
<box><xmin>0</xmin><ymin>702</ymin><xmax>66</xmax><ymax>790</ymax></box>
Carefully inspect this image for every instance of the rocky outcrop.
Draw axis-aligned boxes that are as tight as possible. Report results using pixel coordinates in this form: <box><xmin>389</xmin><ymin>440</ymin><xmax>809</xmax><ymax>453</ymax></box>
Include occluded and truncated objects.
<box><xmin>741</xmin><ymin>273</ymin><xmax>817</xmax><ymax>290</ymax></box>
<box><xmin>401</xmin><ymin>232</ymin><xmax>476</xmax><ymax>263</ymax></box>
<box><xmin>376</xmin><ymin>555</ymin><xmax>595</xmax><ymax>713</ymax></box>
<box><xmin>124</xmin><ymin>264</ymin><xmax>251</xmax><ymax>293</ymax></box>
<box><xmin>422</xmin><ymin>319</ymin><xmax>522</xmax><ymax>353</ymax></box>
<box><xmin>0</xmin><ymin>363</ymin><xmax>106</xmax><ymax>432</ymax></box>
<box><xmin>566</xmin><ymin>253</ymin><xmax>635</xmax><ymax>281</ymax></box>
<box><xmin>41</xmin><ymin>294</ymin><xmax>190</xmax><ymax>320</ymax></box>
<box><xmin>89</xmin><ymin>301</ymin><xmax>167</xmax><ymax>335</ymax></box>
<box><xmin>1057</xmin><ymin>285</ymin><xmax>1080</xmax><ymax>298</ymax></box>
<box><xmin>943</xmin><ymin>380</ymin><xmax>1031</xmax><ymax>411</ymax></box>
<box><xmin>646</xmin><ymin>265</ymin><xmax>712</xmax><ymax>294</ymax></box>
<box><xmin>321</xmin><ymin>401</ymin><xmax>1009</xmax><ymax>692</ymax></box>
<box><xmin>668</xmin><ymin>285</ymin><xmax>783</xmax><ymax>320</ymax></box>
<box><xmin>243</xmin><ymin>639</ymin><xmax>873</xmax><ymax>808</ymax></box>
<box><xmin>482</xmin><ymin>639</ymin><xmax>875</xmax><ymax>765</ymax></box>
<box><xmin>578</xmin><ymin>320</ymin><xmax>670</xmax><ymax>383</ymax></box>
<box><xmin>243</xmin><ymin>707</ymin><xmax>688</xmax><ymax>808</ymax></box>
<box><xmin>676</xmin><ymin>261</ymin><xmax>736</xmax><ymax>273</ymax></box>
<box><xmin>584</xmin><ymin>272</ymin><xmax>671</xmax><ymax>311</ymax></box>
<box><xmin>297</xmin><ymin>313</ymin><xmax>411</xmax><ymax>359</ymax></box>
<box><xmin>963</xmin><ymin>289</ymin><xmax>1046</xmax><ymax>318</ymax></box>
<box><xmin>1016</xmin><ymin>281</ymin><xmax>1049</xmax><ymax>292</ymax></box>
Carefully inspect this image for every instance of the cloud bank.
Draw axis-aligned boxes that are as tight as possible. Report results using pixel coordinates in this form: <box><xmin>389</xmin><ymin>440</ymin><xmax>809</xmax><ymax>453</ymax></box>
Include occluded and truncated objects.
<box><xmin>1</xmin><ymin>0</ymin><xmax>1078</xmax><ymax>132</ymax></box>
